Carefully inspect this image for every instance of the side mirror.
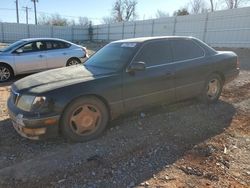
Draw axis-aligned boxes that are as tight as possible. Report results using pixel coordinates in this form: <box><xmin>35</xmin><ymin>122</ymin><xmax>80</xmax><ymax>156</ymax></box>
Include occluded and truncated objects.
<box><xmin>127</xmin><ymin>61</ymin><xmax>146</xmax><ymax>72</ymax></box>
<box><xmin>14</xmin><ymin>48</ymin><xmax>23</xmax><ymax>54</ymax></box>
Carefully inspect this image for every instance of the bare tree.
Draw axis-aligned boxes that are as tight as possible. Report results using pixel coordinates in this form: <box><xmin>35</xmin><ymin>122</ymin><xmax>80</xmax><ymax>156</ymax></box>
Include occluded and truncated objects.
<box><xmin>124</xmin><ymin>0</ymin><xmax>137</xmax><ymax>20</ymax></box>
<box><xmin>224</xmin><ymin>0</ymin><xmax>249</xmax><ymax>8</ymax></box>
<box><xmin>210</xmin><ymin>0</ymin><xmax>214</xmax><ymax>11</ymax></box>
<box><xmin>208</xmin><ymin>0</ymin><xmax>219</xmax><ymax>11</ymax></box>
<box><xmin>38</xmin><ymin>13</ymin><xmax>69</xmax><ymax>26</ymax></box>
<box><xmin>112</xmin><ymin>0</ymin><xmax>137</xmax><ymax>22</ymax></box>
<box><xmin>69</xmin><ymin>19</ymin><xmax>76</xmax><ymax>26</ymax></box>
<box><xmin>155</xmin><ymin>10</ymin><xmax>169</xmax><ymax>18</ymax></box>
<box><xmin>190</xmin><ymin>0</ymin><xmax>207</xmax><ymax>14</ymax></box>
<box><xmin>78</xmin><ymin>17</ymin><xmax>89</xmax><ymax>26</ymax></box>
<box><xmin>102</xmin><ymin>16</ymin><xmax>115</xmax><ymax>24</ymax></box>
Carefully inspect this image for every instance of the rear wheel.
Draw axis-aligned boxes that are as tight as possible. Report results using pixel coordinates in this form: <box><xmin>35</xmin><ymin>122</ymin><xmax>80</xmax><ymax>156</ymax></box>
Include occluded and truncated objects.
<box><xmin>66</xmin><ymin>58</ymin><xmax>81</xmax><ymax>66</ymax></box>
<box><xmin>61</xmin><ymin>96</ymin><xmax>109</xmax><ymax>142</ymax></box>
<box><xmin>0</xmin><ymin>64</ymin><xmax>13</xmax><ymax>82</ymax></box>
<box><xmin>201</xmin><ymin>74</ymin><xmax>223</xmax><ymax>103</ymax></box>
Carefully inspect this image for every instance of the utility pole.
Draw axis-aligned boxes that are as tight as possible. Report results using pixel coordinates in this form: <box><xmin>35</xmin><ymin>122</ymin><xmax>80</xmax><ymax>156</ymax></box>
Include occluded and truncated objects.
<box><xmin>15</xmin><ymin>0</ymin><xmax>19</xmax><ymax>23</ymax></box>
<box><xmin>31</xmin><ymin>0</ymin><xmax>38</xmax><ymax>25</ymax></box>
<box><xmin>23</xmin><ymin>6</ymin><xmax>31</xmax><ymax>24</ymax></box>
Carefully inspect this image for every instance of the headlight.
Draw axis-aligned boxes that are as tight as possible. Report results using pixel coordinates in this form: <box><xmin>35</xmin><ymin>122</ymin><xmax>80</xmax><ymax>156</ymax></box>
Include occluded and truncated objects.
<box><xmin>17</xmin><ymin>95</ymin><xmax>46</xmax><ymax>112</ymax></box>
<box><xmin>32</xmin><ymin>96</ymin><xmax>46</xmax><ymax>110</ymax></box>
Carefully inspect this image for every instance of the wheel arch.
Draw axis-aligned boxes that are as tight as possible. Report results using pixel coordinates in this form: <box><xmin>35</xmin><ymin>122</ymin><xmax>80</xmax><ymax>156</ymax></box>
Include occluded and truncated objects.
<box><xmin>66</xmin><ymin>57</ymin><xmax>81</xmax><ymax>66</ymax></box>
<box><xmin>0</xmin><ymin>62</ymin><xmax>15</xmax><ymax>75</ymax></box>
<box><xmin>209</xmin><ymin>71</ymin><xmax>225</xmax><ymax>84</ymax></box>
<box><xmin>58</xmin><ymin>94</ymin><xmax>111</xmax><ymax>131</ymax></box>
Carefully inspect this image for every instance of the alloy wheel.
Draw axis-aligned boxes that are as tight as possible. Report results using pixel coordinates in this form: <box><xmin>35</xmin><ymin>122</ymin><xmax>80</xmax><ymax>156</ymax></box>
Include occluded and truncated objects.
<box><xmin>68</xmin><ymin>59</ymin><xmax>79</xmax><ymax>66</ymax></box>
<box><xmin>0</xmin><ymin>66</ymin><xmax>11</xmax><ymax>82</ymax></box>
<box><xmin>207</xmin><ymin>78</ymin><xmax>220</xmax><ymax>100</ymax></box>
<box><xmin>69</xmin><ymin>104</ymin><xmax>101</xmax><ymax>135</ymax></box>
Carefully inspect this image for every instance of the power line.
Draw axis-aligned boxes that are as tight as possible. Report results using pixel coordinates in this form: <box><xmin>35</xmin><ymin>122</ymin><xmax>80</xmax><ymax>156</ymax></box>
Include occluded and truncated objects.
<box><xmin>0</xmin><ymin>7</ymin><xmax>103</xmax><ymax>21</ymax></box>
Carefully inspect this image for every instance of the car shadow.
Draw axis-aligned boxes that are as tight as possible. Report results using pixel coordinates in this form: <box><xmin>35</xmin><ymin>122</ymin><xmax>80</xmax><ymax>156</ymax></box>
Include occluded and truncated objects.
<box><xmin>0</xmin><ymin>99</ymin><xmax>236</xmax><ymax>187</ymax></box>
<box><xmin>0</xmin><ymin>74</ymin><xmax>30</xmax><ymax>87</ymax></box>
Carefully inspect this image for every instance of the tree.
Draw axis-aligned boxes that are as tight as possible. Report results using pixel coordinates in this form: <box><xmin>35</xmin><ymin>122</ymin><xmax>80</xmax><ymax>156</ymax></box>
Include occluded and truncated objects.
<box><xmin>102</xmin><ymin>16</ymin><xmax>115</xmax><ymax>24</ymax></box>
<box><xmin>78</xmin><ymin>17</ymin><xmax>89</xmax><ymax>27</ymax></box>
<box><xmin>173</xmin><ymin>8</ymin><xmax>190</xmax><ymax>16</ymax></box>
<box><xmin>224</xmin><ymin>0</ymin><xmax>249</xmax><ymax>9</ymax></box>
<box><xmin>155</xmin><ymin>10</ymin><xmax>169</xmax><ymax>18</ymax></box>
<box><xmin>189</xmin><ymin>0</ymin><xmax>207</xmax><ymax>14</ymax></box>
<box><xmin>38</xmin><ymin>14</ymin><xmax>69</xmax><ymax>26</ymax></box>
<box><xmin>209</xmin><ymin>0</ymin><xmax>215</xmax><ymax>11</ymax></box>
<box><xmin>69</xmin><ymin>19</ymin><xmax>76</xmax><ymax>26</ymax></box>
<box><xmin>112</xmin><ymin>0</ymin><xmax>138</xmax><ymax>22</ymax></box>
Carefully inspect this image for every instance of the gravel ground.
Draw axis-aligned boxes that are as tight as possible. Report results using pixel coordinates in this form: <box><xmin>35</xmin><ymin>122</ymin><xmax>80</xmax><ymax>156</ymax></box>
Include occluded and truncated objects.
<box><xmin>0</xmin><ymin>45</ymin><xmax>249</xmax><ymax>188</ymax></box>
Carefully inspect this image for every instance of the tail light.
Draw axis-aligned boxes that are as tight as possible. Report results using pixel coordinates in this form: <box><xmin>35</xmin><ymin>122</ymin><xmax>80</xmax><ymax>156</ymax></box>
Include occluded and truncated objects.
<box><xmin>81</xmin><ymin>47</ymin><xmax>89</xmax><ymax>58</ymax></box>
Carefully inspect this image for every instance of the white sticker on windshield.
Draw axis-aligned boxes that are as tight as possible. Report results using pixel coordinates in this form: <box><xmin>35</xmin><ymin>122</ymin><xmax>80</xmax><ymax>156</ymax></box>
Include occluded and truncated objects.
<box><xmin>121</xmin><ymin>43</ymin><xmax>137</xmax><ymax>48</ymax></box>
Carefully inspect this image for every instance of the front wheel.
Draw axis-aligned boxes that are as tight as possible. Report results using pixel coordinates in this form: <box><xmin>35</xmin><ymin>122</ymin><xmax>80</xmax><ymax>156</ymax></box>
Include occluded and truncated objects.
<box><xmin>60</xmin><ymin>96</ymin><xmax>109</xmax><ymax>142</ymax></box>
<box><xmin>0</xmin><ymin>64</ymin><xmax>14</xmax><ymax>82</ymax></box>
<box><xmin>201</xmin><ymin>74</ymin><xmax>223</xmax><ymax>103</ymax></box>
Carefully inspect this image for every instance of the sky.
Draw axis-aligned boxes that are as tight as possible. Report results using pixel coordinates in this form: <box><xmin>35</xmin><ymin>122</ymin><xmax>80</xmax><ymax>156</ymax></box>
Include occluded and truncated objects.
<box><xmin>0</xmin><ymin>0</ymin><xmax>190</xmax><ymax>25</ymax></box>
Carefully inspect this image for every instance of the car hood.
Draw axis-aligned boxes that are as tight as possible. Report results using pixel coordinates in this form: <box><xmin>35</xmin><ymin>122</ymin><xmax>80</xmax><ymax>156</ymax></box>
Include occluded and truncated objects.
<box><xmin>13</xmin><ymin>65</ymin><xmax>117</xmax><ymax>94</ymax></box>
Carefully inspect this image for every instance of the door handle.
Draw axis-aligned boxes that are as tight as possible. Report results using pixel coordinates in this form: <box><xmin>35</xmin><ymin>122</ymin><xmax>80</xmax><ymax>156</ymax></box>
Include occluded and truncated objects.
<box><xmin>38</xmin><ymin>55</ymin><xmax>44</xmax><ymax>58</ymax></box>
<box><xmin>62</xmin><ymin>52</ymin><xmax>67</xmax><ymax>55</ymax></box>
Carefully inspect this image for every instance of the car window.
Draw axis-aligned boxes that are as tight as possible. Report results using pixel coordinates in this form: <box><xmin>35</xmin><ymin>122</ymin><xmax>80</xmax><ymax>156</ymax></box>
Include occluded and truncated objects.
<box><xmin>53</xmin><ymin>41</ymin><xmax>71</xmax><ymax>49</ymax></box>
<box><xmin>16</xmin><ymin>41</ymin><xmax>45</xmax><ymax>53</ymax></box>
<box><xmin>134</xmin><ymin>40</ymin><xmax>172</xmax><ymax>67</ymax></box>
<box><xmin>2</xmin><ymin>40</ymin><xmax>27</xmax><ymax>52</ymax></box>
<box><xmin>171</xmin><ymin>39</ymin><xmax>205</xmax><ymax>61</ymax></box>
<box><xmin>44</xmin><ymin>41</ymin><xmax>71</xmax><ymax>50</ymax></box>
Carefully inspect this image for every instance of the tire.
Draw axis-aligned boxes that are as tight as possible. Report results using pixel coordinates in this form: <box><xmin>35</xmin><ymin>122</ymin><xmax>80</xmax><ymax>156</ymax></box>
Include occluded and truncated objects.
<box><xmin>60</xmin><ymin>96</ymin><xmax>109</xmax><ymax>142</ymax></box>
<box><xmin>200</xmin><ymin>73</ymin><xmax>223</xmax><ymax>103</ymax></box>
<box><xmin>0</xmin><ymin>64</ymin><xmax>14</xmax><ymax>82</ymax></box>
<box><xmin>66</xmin><ymin>58</ymin><xmax>81</xmax><ymax>66</ymax></box>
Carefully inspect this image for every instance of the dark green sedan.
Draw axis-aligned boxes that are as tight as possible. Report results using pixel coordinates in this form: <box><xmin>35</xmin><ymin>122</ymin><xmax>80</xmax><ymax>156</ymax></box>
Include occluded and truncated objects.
<box><xmin>7</xmin><ymin>36</ymin><xmax>239</xmax><ymax>141</ymax></box>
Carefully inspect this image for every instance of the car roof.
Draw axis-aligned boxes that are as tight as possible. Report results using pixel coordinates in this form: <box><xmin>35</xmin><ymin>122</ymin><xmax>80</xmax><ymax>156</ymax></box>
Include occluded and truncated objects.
<box><xmin>112</xmin><ymin>36</ymin><xmax>194</xmax><ymax>43</ymax></box>
<box><xmin>20</xmin><ymin>38</ymin><xmax>71</xmax><ymax>43</ymax></box>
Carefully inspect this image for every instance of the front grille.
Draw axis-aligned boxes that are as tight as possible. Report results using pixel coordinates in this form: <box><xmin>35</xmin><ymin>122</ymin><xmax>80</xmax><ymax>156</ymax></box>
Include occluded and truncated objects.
<box><xmin>11</xmin><ymin>89</ymin><xmax>20</xmax><ymax>105</ymax></box>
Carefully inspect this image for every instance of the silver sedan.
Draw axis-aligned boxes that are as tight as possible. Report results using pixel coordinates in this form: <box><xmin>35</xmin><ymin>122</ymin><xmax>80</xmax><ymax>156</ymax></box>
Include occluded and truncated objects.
<box><xmin>0</xmin><ymin>38</ymin><xmax>88</xmax><ymax>82</ymax></box>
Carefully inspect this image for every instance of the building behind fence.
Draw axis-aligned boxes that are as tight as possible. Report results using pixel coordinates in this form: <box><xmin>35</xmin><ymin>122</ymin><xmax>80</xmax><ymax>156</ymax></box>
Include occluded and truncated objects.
<box><xmin>0</xmin><ymin>7</ymin><xmax>250</xmax><ymax>48</ymax></box>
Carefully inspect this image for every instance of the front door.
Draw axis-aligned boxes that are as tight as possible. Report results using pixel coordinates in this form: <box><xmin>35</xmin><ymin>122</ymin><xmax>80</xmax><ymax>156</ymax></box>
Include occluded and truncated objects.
<box><xmin>14</xmin><ymin>41</ymin><xmax>47</xmax><ymax>74</ymax></box>
<box><xmin>122</xmin><ymin>40</ymin><xmax>176</xmax><ymax>111</ymax></box>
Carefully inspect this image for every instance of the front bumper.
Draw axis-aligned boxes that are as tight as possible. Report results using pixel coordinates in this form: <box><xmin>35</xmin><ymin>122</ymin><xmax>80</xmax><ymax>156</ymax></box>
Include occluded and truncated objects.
<box><xmin>8</xmin><ymin>99</ymin><xmax>60</xmax><ymax>140</ymax></box>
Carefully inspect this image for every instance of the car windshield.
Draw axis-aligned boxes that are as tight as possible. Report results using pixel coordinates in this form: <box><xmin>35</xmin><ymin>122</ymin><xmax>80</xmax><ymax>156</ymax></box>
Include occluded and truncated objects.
<box><xmin>85</xmin><ymin>42</ymin><xmax>139</xmax><ymax>70</ymax></box>
<box><xmin>1</xmin><ymin>40</ymin><xmax>27</xmax><ymax>52</ymax></box>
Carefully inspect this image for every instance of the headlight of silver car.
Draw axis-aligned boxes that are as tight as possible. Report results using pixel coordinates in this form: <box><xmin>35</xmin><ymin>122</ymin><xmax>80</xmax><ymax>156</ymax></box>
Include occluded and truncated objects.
<box><xmin>17</xmin><ymin>95</ymin><xmax>46</xmax><ymax>112</ymax></box>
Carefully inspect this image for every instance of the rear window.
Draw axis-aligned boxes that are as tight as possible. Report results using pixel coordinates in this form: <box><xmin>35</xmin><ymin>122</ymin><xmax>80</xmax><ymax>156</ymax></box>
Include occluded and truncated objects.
<box><xmin>172</xmin><ymin>39</ymin><xmax>205</xmax><ymax>61</ymax></box>
<box><xmin>44</xmin><ymin>41</ymin><xmax>71</xmax><ymax>50</ymax></box>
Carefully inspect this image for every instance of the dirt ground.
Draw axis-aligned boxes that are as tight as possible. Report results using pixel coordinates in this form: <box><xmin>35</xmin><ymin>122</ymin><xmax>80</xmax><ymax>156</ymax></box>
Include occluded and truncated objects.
<box><xmin>0</xmin><ymin>45</ymin><xmax>249</xmax><ymax>188</ymax></box>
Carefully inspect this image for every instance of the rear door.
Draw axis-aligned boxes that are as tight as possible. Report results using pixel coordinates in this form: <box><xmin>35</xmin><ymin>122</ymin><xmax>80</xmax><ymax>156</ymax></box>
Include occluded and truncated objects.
<box><xmin>171</xmin><ymin>39</ymin><xmax>208</xmax><ymax>101</ymax></box>
<box><xmin>13</xmin><ymin>41</ymin><xmax>47</xmax><ymax>74</ymax></box>
<box><xmin>122</xmin><ymin>40</ymin><xmax>176</xmax><ymax>111</ymax></box>
<box><xmin>44</xmin><ymin>40</ymin><xmax>71</xmax><ymax>69</ymax></box>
